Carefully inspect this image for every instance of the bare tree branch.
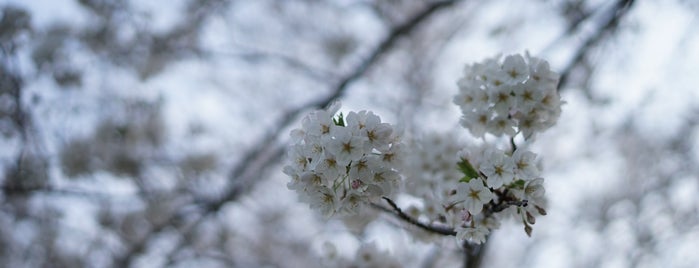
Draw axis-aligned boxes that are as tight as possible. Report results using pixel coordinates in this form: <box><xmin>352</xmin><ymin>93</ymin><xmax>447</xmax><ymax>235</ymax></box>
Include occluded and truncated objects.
<box><xmin>558</xmin><ymin>0</ymin><xmax>635</xmax><ymax>91</ymax></box>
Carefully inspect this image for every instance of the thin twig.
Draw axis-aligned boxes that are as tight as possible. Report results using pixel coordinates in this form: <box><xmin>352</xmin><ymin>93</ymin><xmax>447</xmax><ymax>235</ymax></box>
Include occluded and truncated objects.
<box><xmin>373</xmin><ymin>197</ymin><xmax>457</xmax><ymax>236</ymax></box>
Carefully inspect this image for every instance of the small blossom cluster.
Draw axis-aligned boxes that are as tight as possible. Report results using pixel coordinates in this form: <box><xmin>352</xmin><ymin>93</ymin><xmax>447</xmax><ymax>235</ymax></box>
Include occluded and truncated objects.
<box><xmin>404</xmin><ymin>137</ymin><xmax>546</xmax><ymax>244</ymax></box>
<box><xmin>453</xmin><ymin>53</ymin><xmax>562</xmax><ymax>139</ymax></box>
<box><xmin>403</xmin><ymin>137</ymin><xmax>547</xmax><ymax>244</ymax></box>
<box><xmin>442</xmin><ymin>52</ymin><xmax>559</xmax><ymax>244</ymax></box>
<box><xmin>451</xmin><ymin>146</ymin><xmax>547</xmax><ymax>244</ymax></box>
<box><xmin>283</xmin><ymin>52</ymin><xmax>560</xmax><ymax>252</ymax></box>
<box><xmin>284</xmin><ymin>102</ymin><xmax>403</xmax><ymax>217</ymax></box>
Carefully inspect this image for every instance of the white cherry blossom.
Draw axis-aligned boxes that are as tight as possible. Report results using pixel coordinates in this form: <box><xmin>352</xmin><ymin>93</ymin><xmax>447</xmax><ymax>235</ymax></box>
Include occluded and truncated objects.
<box><xmin>456</xmin><ymin>225</ymin><xmax>489</xmax><ymax>244</ymax></box>
<box><xmin>502</xmin><ymin>54</ymin><xmax>529</xmax><ymax>85</ymax></box>
<box><xmin>457</xmin><ymin>179</ymin><xmax>494</xmax><ymax>215</ymax></box>
<box><xmin>479</xmin><ymin>149</ymin><xmax>515</xmax><ymax>188</ymax></box>
<box><xmin>512</xmin><ymin>148</ymin><xmax>540</xmax><ymax>180</ymax></box>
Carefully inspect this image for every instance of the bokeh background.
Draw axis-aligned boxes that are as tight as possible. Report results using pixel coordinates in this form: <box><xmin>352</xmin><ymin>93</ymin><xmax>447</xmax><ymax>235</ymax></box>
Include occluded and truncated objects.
<box><xmin>1</xmin><ymin>0</ymin><xmax>698</xmax><ymax>267</ymax></box>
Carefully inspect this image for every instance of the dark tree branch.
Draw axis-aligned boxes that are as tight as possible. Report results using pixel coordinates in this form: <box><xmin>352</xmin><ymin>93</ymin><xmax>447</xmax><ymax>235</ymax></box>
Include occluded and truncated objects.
<box><xmin>373</xmin><ymin>197</ymin><xmax>457</xmax><ymax>236</ymax></box>
<box><xmin>558</xmin><ymin>0</ymin><xmax>635</xmax><ymax>91</ymax></box>
<box><xmin>374</xmin><ymin>193</ymin><xmax>529</xmax><ymax>237</ymax></box>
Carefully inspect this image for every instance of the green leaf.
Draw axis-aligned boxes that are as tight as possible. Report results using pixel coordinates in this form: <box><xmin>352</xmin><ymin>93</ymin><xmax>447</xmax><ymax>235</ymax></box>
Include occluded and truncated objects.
<box><xmin>457</xmin><ymin>158</ymin><xmax>479</xmax><ymax>181</ymax></box>
<box><xmin>508</xmin><ymin>179</ymin><xmax>526</xmax><ymax>189</ymax></box>
<box><xmin>333</xmin><ymin>112</ymin><xmax>345</xmax><ymax>127</ymax></box>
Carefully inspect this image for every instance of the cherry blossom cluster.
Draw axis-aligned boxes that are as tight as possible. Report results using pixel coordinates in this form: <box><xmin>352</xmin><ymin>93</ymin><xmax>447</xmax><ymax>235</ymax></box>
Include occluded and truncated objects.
<box><xmin>284</xmin><ymin>52</ymin><xmax>561</xmax><ymax>256</ymax></box>
<box><xmin>402</xmin><ymin>136</ymin><xmax>547</xmax><ymax>244</ymax></box>
<box><xmin>453</xmin><ymin>53</ymin><xmax>562</xmax><ymax>139</ymax></box>
<box><xmin>445</xmin><ymin>53</ymin><xmax>558</xmax><ymax>244</ymax></box>
<box><xmin>397</xmin><ymin>53</ymin><xmax>559</xmax><ymax>245</ymax></box>
<box><xmin>451</xmin><ymin>146</ymin><xmax>547</xmax><ymax>244</ymax></box>
<box><xmin>284</xmin><ymin>102</ymin><xmax>403</xmax><ymax>217</ymax></box>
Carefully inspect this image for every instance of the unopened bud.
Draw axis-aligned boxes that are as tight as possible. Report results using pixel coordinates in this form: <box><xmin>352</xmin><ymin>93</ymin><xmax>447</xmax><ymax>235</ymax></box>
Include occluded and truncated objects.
<box><xmin>535</xmin><ymin>205</ymin><xmax>547</xmax><ymax>216</ymax></box>
<box><xmin>462</xmin><ymin>210</ymin><xmax>472</xmax><ymax>223</ymax></box>
<box><xmin>524</xmin><ymin>224</ymin><xmax>532</xmax><ymax>237</ymax></box>
<box><xmin>526</xmin><ymin>211</ymin><xmax>536</xmax><ymax>225</ymax></box>
<box><xmin>351</xmin><ymin>180</ymin><xmax>363</xmax><ymax>190</ymax></box>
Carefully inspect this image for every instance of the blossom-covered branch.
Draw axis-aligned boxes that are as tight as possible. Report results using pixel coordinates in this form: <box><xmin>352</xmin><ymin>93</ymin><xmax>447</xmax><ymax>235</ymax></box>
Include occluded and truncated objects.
<box><xmin>284</xmin><ymin>52</ymin><xmax>561</xmax><ymax>265</ymax></box>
